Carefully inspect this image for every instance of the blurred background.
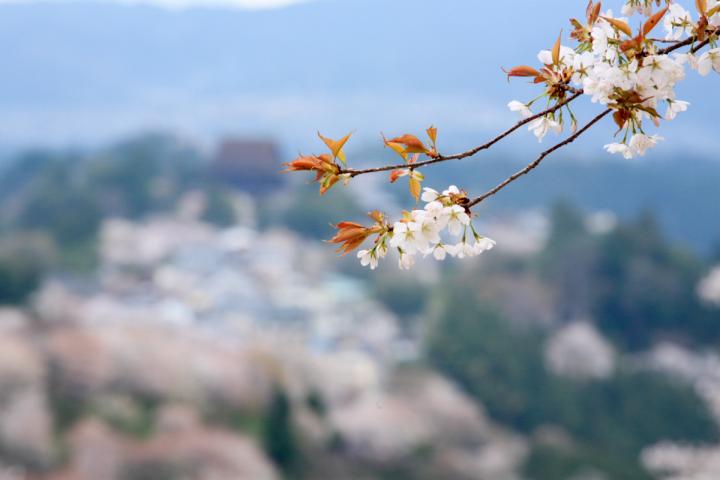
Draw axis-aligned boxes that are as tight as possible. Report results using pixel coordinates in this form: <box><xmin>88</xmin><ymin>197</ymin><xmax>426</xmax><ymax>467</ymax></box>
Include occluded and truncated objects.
<box><xmin>0</xmin><ymin>0</ymin><xmax>719</xmax><ymax>479</ymax></box>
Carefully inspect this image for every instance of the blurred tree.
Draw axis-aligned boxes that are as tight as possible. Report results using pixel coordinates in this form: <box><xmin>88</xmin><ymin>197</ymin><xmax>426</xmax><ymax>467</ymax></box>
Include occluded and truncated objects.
<box><xmin>591</xmin><ymin>213</ymin><xmax>716</xmax><ymax>349</ymax></box>
<box><xmin>537</xmin><ymin>204</ymin><xmax>720</xmax><ymax>349</ymax></box>
<box><xmin>263</xmin><ymin>184</ymin><xmax>362</xmax><ymax>240</ymax></box>
<box><xmin>201</xmin><ymin>188</ymin><xmax>238</xmax><ymax>227</ymax></box>
<box><xmin>426</xmin><ymin>279</ymin><xmax>718</xmax><ymax>480</ymax></box>
<box><xmin>538</xmin><ymin>201</ymin><xmax>599</xmax><ymax>321</ymax></box>
<box><xmin>0</xmin><ymin>233</ymin><xmax>55</xmax><ymax>304</ymax></box>
<box><xmin>263</xmin><ymin>388</ymin><xmax>299</xmax><ymax>474</ymax></box>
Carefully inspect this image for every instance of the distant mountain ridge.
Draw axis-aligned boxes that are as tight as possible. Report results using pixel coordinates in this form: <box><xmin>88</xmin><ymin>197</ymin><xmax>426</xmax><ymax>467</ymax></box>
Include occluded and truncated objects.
<box><xmin>0</xmin><ymin>0</ymin><xmax>716</xmax><ymax>151</ymax></box>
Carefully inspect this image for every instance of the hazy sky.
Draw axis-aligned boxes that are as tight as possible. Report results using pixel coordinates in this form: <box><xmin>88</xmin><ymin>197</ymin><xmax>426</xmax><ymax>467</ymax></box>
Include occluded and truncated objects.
<box><xmin>0</xmin><ymin>0</ymin><xmax>309</xmax><ymax>8</ymax></box>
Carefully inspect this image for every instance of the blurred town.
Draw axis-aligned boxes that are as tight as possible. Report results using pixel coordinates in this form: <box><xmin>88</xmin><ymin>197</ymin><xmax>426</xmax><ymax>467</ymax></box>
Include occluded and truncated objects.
<box><xmin>0</xmin><ymin>133</ymin><xmax>719</xmax><ymax>480</ymax></box>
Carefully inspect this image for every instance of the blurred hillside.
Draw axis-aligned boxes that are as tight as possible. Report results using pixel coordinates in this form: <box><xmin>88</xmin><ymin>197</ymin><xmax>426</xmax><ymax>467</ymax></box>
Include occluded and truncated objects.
<box><xmin>0</xmin><ymin>134</ymin><xmax>720</xmax><ymax>479</ymax></box>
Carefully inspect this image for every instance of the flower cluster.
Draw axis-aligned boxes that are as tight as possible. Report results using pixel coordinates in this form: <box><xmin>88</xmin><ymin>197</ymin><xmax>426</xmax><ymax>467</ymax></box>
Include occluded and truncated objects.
<box><xmin>507</xmin><ymin>0</ymin><xmax>720</xmax><ymax>158</ymax></box>
<box><xmin>329</xmin><ymin>186</ymin><xmax>495</xmax><ymax>270</ymax></box>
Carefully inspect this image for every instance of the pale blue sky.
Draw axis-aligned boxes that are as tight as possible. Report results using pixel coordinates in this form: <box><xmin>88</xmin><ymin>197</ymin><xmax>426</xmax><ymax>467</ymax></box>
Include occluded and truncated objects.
<box><xmin>0</xmin><ymin>0</ymin><xmax>309</xmax><ymax>8</ymax></box>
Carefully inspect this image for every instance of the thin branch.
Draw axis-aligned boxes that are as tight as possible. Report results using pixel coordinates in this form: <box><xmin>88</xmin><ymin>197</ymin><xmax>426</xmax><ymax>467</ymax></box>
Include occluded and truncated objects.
<box><xmin>689</xmin><ymin>27</ymin><xmax>720</xmax><ymax>54</ymax></box>
<box><xmin>647</xmin><ymin>37</ymin><xmax>683</xmax><ymax>44</ymax></box>
<box><xmin>658</xmin><ymin>26</ymin><xmax>719</xmax><ymax>54</ymax></box>
<box><xmin>341</xmin><ymin>90</ymin><xmax>584</xmax><ymax>177</ymax></box>
<box><xmin>468</xmin><ymin>108</ymin><xmax>612</xmax><ymax>208</ymax></box>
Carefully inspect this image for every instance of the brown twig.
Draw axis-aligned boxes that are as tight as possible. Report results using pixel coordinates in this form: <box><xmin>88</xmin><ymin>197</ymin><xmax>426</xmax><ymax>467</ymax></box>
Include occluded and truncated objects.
<box><xmin>341</xmin><ymin>90</ymin><xmax>584</xmax><ymax>177</ymax></box>
<box><xmin>467</xmin><ymin>109</ymin><xmax>612</xmax><ymax>208</ymax></box>
<box><xmin>657</xmin><ymin>27</ymin><xmax>719</xmax><ymax>54</ymax></box>
<box><xmin>689</xmin><ymin>27</ymin><xmax>720</xmax><ymax>53</ymax></box>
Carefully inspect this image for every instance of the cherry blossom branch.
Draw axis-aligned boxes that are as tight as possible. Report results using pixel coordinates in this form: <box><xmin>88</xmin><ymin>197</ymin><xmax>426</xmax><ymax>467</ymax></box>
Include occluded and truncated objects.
<box><xmin>295</xmin><ymin>2</ymin><xmax>720</xmax><ymax>271</ymax></box>
<box><xmin>339</xmin><ymin>29</ymin><xmax>717</xmax><ymax>180</ymax></box>
<box><xmin>468</xmin><ymin>108</ymin><xmax>613</xmax><ymax>208</ymax></box>
<box><xmin>463</xmin><ymin>27</ymin><xmax>719</xmax><ymax>208</ymax></box>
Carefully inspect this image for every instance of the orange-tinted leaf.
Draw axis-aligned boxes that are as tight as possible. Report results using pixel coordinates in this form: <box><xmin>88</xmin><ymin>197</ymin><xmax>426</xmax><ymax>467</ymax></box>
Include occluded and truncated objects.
<box><xmin>368</xmin><ymin>210</ymin><xmax>385</xmax><ymax>224</ymax></box>
<box><xmin>388</xmin><ymin>134</ymin><xmax>430</xmax><ymax>154</ymax></box>
<box><xmin>643</xmin><ymin>7</ymin><xmax>668</xmax><ymax>37</ymax></box>
<box><xmin>281</xmin><ymin>155</ymin><xmax>320</xmax><ymax>172</ymax></box>
<box><xmin>409</xmin><ymin>177</ymin><xmax>422</xmax><ymax>202</ymax></box>
<box><xmin>504</xmin><ymin>65</ymin><xmax>542</xmax><ymax>79</ymax></box>
<box><xmin>319</xmin><ymin>173</ymin><xmax>341</xmax><ymax>195</ymax></box>
<box><xmin>328</xmin><ymin>222</ymin><xmax>373</xmax><ymax>255</ymax></box>
<box><xmin>620</xmin><ymin>36</ymin><xmax>642</xmax><ymax>53</ymax></box>
<box><xmin>697</xmin><ymin>0</ymin><xmax>708</xmax><ymax>15</ymax></box>
<box><xmin>317</xmin><ymin>131</ymin><xmax>352</xmax><ymax>165</ymax></box>
<box><xmin>588</xmin><ymin>1</ymin><xmax>602</xmax><ymax>24</ymax></box>
<box><xmin>552</xmin><ymin>31</ymin><xmax>562</xmax><ymax>65</ymax></box>
<box><xmin>335</xmin><ymin>221</ymin><xmax>363</xmax><ymax>230</ymax></box>
<box><xmin>384</xmin><ymin>139</ymin><xmax>409</xmax><ymax>161</ymax></box>
<box><xmin>316</xmin><ymin>153</ymin><xmax>334</xmax><ymax>166</ymax></box>
<box><xmin>389</xmin><ymin>169</ymin><xmax>408</xmax><ymax>183</ymax></box>
<box><xmin>426</xmin><ymin>125</ymin><xmax>438</xmax><ymax>148</ymax></box>
<box><xmin>601</xmin><ymin>16</ymin><xmax>633</xmax><ymax>36</ymax></box>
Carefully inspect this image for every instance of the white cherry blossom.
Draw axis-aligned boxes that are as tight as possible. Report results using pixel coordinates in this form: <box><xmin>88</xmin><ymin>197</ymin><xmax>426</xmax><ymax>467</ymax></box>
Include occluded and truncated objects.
<box><xmin>442</xmin><ymin>185</ymin><xmax>461</xmax><ymax>196</ymax></box>
<box><xmin>398</xmin><ymin>252</ymin><xmax>415</xmax><ymax>270</ymax></box>
<box><xmin>508</xmin><ymin>100</ymin><xmax>533</xmax><ymax>119</ymax></box>
<box><xmin>696</xmin><ymin>49</ymin><xmax>720</xmax><ymax>77</ymax></box>
<box><xmin>421</xmin><ymin>187</ymin><xmax>440</xmax><ymax>203</ymax></box>
<box><xmin>604</xmin><ymin>142</ymin><xmax>634</xmax><ymax>159</ymax></box>
<box><xmin>447</xmin><ymin>205</ymin><xmax>471</xmax><ymax>236</ymax></box>
<box><xmin>537</xmin><ymin>45</ymin><xmax>575</xmax><ymax>66</ymax></box>
<box><xmin>664</xmin><ymin>3</ymin><xmax>694</xmax><ymax>41</ymax></box>
<box><xmin>528</xmin><ymin>116</ymin><xmax>562</xmax><ymax>142</ymax></box>
<box><xmin>357</xmin><ymin>249</ymin><xmax>379</xmax><ymax>270</ymax></box>
<box><xmin>629</xmin><ymin>133</ymin><xmax>663</xmax><ymax>156</ymax></box>
<box><xmin>390</xmin><ymin>221</ymin><xmax>422</xmax><ymax>254</ymax></box>
<box><xmin>432</xmin><ymin>244</ymin><xmax>448</xmax><ymax>261</ymax></box>
<box><xmin>474</xmin><ymin>237</ymin><xmax>497</xmax><ymax>254</ymax></box>
<box><xmin>665</xmin><ymin>100</ymin><xmax>689</xmax><ymax>120</ymax></box>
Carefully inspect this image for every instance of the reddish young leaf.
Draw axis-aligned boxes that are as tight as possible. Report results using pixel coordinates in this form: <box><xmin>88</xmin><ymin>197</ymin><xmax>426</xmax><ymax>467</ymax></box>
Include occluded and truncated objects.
<box><xmin>697</xmin><ymin>0</ymin><xmax>708</xmax><ymax>15</ymax></box>
<box><xmin>384</xmin><ymin>140</ymin><xmax>409</xmax><ymax>161</ymax></box>
<box><xmin>643</xmin><ymin>7</ymin><xmax>669</xmax><ymax>37</ymax></box>
<box><xmin>588</xmin><ymin>1</ymin><xmax>602</xmax><ymax>24</ymax></box>
<box><xmin>552</xmin><ymin>31</ymin><xmax>562</xmax><ymax>66</ymax></box>
<box><xmin>408</xmin><ymin>170</ymin><xmax>425</xmax><ymax>202</ymax></box>
<box><xmin>368</xmin><ymin>210</ymin><xmax>386</xmax><ymax>225</ymax></box>
<box><xmin>409</xmin><ymin>177</ymin><xmax>422</xmax><ymax>202</ymax></box>
<box><xmin>426</xmin><ymin>125</ymin><xmax>438</xmax><ymax>149</ymax></box>
<box><xmin>504</xmin><ymin>65</ymin><xmax>542</xmax><ymax>79</ymax></box>
<box><xmin>601</xmin><ymin>16</ymin><xmax>633</xmax><ymax>36</ymax></box>
<box><xmin>389</xmin><ymin>169</ymin><xmax>407</xmax><ymax>183</ymax></box>
<box><xmin>387</xmin><ymin>134</ymin><xmax>431</xmax><ymax>155</ymax></box>
<box><xmin>317</xmin><ymin>131</ymin><xmax>352</xmax><ymax>165</ymax></box>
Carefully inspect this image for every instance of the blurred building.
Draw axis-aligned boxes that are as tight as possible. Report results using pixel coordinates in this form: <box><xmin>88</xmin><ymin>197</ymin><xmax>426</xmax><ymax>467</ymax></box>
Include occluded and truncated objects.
<box><xmin>212</xmin><ymin>139</ymin><xmax>284</xmax><ymax>193</ymax></box>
